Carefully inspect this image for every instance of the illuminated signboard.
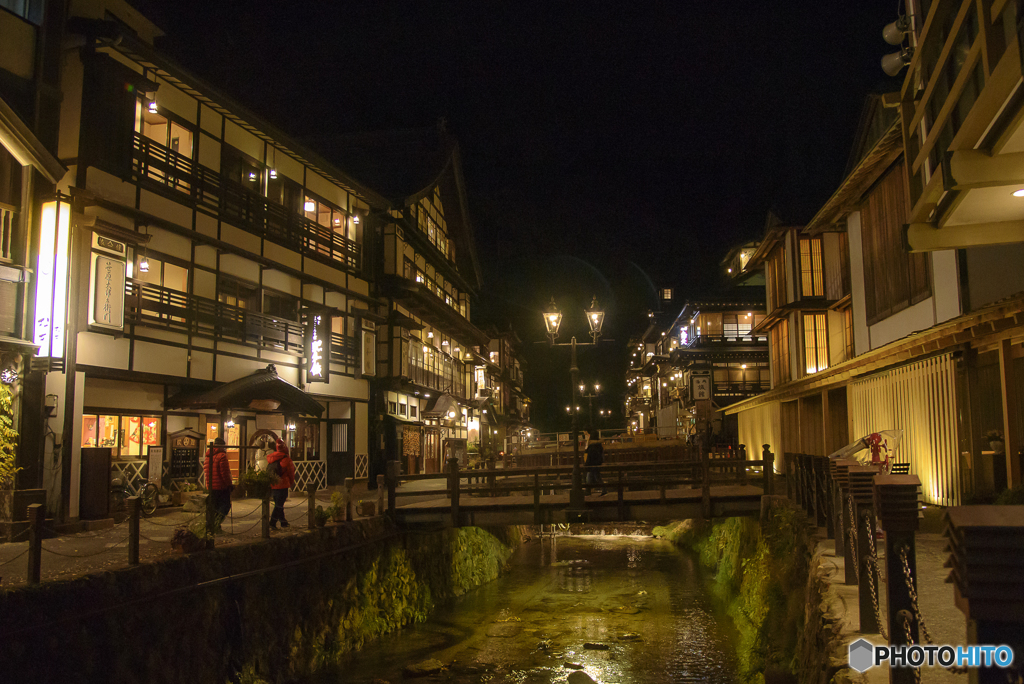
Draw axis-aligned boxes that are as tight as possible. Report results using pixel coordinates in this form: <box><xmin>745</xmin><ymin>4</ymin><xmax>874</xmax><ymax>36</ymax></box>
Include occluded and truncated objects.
<box><xmin>691</xmin><ymin>374</ymin><xmax>711</xmax><ymax>401</ymax></box>
<box><xmin>34</xmin><ymin>200</ymin><xmax>71</xmax><ymax>360</ymax></box>
<box><xmin>89</xmin><ymin>241</ymin><xmax>127</xmax><ymax>330</ymax></box>
<box><xmin>305</xmin><ymin>311</ymin><xmax>332</xmax><ymax>383</ymax></box>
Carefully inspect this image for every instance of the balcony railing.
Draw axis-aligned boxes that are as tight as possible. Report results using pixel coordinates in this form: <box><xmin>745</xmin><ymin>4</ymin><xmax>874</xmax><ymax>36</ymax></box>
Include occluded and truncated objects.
<box><xmin>683</xmin><ymin>334</ymin><xmax>767</xmax><ymax>347</ymax></box>
<box><xmin>132</xmin><ymin>134</ymin><xmax>360</xmax><ymax>273</ymax></box>
<box><xmin>713</xmin><ymin>381</ymin><xmax>770</xmax><ymax>396</ymax></box>
<box><xmin>124</xmin><ymin>279</ymin><xmax>357</xmax><ymax>366</ymax></box>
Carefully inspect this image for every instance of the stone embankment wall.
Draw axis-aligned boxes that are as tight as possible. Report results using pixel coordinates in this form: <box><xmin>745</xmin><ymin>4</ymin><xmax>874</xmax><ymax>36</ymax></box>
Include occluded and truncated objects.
<box><xmin>0</xmin><ymin>519</ymin><xmax>519</xmax><ymax>684</ymax></box>
<box><xmin>655</xmin><ymin>498</ymin><xmax>841</xmax><ymax>684</ymax></box>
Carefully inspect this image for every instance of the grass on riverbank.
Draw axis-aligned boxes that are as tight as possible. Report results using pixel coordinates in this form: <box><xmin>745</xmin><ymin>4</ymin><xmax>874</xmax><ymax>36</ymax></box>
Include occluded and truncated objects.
<box><xmin>655</xmin><ymin>504</ymin><xmax>814</xmax><ymax>684</ymax></box>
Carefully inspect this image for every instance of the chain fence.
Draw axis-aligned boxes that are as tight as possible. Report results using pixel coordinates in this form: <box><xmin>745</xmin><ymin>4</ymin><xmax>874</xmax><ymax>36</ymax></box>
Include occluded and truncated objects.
<box><xmin>41</xmin><ymin>532</ymin><xmax>131</xmax><ymax>558</ymax></box>
<box><xmin>864</xmin><ymin>511</ymin><xmax>888</xmax><ymax>641</ymax></box>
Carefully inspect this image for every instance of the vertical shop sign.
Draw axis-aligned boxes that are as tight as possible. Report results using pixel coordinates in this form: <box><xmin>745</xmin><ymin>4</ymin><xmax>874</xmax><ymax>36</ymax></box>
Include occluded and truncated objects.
<box><xmin>34</xmin><ymin>200</ymin><xmax>72</xmax><ymax>360</ymax></box>
<box><xmin>305</xmin><ymin>311</ymin><xmax>331</xmax><ymax>383</ymax></box>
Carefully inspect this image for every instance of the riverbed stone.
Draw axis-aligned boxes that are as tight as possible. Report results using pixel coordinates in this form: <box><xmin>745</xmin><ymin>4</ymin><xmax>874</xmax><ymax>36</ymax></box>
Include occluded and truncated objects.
<box><xmin>563</xmin><ymin>661</ymin><xmax>584</xmax><ymax>669</ymax></box>
<box><xmin>567</xmin><ymin>671</ymin><xmax>597</xmax><ymax>684</ymax></box>
<box><xmin>486</xmin><ymin>622</ymin><xmax>522</xmax><ymax>637</ymax></box>
<box><xmin>583</xmin><ymin>642</ymin><xmax>610</xmax><ymax>650</ymax></box>
<box><xmin>402</xmin><ymin>659</ymin><xmax>444</xmax><ymax>677</ymax></box>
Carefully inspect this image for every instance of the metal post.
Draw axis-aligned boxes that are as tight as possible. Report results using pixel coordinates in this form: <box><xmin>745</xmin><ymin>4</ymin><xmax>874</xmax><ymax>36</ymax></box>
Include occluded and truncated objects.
<box><xmin>569</xmin><ymin>337</ymin><xmax>585</xmax><ymax>511</ymax></box>
<box><xmin>261</xmin><ymin>493</ymin><xmax>270</xmax><ymax>539</ymax></box>
<box><xmin>386</xmin><ymin>461</ymin><xmax>400</xmax><ymax>516</ymax></box>
<box><xmin>344</xmin><ymin>477</ymin><xmax>354</xmax><ymax>521</ymax></box>
<box><xmin>447</xmin><ymin>457</ymin><xmax>460</xmax><ymax>527</ymax></box>
<box><xmin>838</xmin><ymin>464</ymin><xmax>856</xmax><ymax>585</ymax></box>
<box><xmin>762</xmin><ymin>446</ymin><xmax>774</xmax><ymax>496</ymax></box>
<box><xmin>874</xmin><ymin>474</ymin><xmax>921</xmax><ymax>684</ymax></box>
<box><xmin>377</xmin><ymin>475</ymin><xmax>385</xmax><ymax>514</ymax></box>
<box><xmin>306</xmin><ymin>484</ymin><xmax>316</xmax><ymax>530</ymax></box>
<box><xmin>27</xmin><ymin>503</ymin><xmax>43</xmax><ymax>585</ymax></box>
<box><xmin>127</xmin><ymin>496</ymin><xmax>140</xmax><ymax>565</ymax></box>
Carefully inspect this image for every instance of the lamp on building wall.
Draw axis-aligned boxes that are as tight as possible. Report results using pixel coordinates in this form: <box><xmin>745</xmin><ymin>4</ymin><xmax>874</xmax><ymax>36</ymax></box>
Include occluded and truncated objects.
<box><xmin>147</xmin><ymin>99</ymin><xmax>158</xmax><ymax>114</ymax></box>
<box><xmin>304</xmin><ymin>199</ymin><xmax>316</xmax><ymax>213</ymax></box>
<box><xmin>34</xmin><ymin>197</ymin><xmax>73</xmax><ymax>363</ymax></box>
<box><xmin>883</xmin><ymin>15</ymin><xmax>910</xmax><ymax>45</ymax></box>
<box><xmin>881</xmin><ymin>46</ymin><xmax>914</xmax><ymax>76</ymax></box>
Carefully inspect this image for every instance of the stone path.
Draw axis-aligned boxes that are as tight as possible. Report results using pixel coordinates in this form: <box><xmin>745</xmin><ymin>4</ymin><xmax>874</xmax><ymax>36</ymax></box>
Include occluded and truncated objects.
<box><xmin>817</xmin><ymin>525</ymin><xmax>968</xmax><ymax>683</ymax></box>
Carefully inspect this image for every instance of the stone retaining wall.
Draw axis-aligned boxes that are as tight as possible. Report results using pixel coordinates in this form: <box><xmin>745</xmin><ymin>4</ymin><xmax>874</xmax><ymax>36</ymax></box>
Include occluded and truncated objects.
<box><xmin>0</xmin><ymin>519</ymin><xmax>519</xmax><ymax>684</ymax></box>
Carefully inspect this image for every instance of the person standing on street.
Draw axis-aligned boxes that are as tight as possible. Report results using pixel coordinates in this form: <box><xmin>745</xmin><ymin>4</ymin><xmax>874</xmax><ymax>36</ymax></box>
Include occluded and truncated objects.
<box><xmin>267</xmin><ymin>438</ymin><xmax>296</xmax><ymax>529</ymax></box>
<box><xmin>203</xmin><ymin>437</ymin><xmax>232</xmax><ymax>531</ymax></box>
<box><xmin>585</xmin><ymin>436</ymin><xmax>606</xmax><ymax>495</ymax></box>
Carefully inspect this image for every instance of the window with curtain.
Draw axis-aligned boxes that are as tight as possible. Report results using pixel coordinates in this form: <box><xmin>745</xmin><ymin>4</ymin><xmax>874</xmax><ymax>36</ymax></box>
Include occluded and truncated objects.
<box><xmin>799</xmin><ymin>238</ymin><xmax>824</xmax><ymax>297</ymax></box>
<box><xmin>803</xmin><ymin>313</ymin><xmax>829</xmax><ymax>375</ymax></box>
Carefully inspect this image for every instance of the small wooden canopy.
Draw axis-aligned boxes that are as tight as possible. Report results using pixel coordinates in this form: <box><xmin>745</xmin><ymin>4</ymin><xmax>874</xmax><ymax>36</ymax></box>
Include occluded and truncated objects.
<box><xmin>165</xmin><ymin>364</ymin><xmax>324</xmax><ymax>417</ymax></box>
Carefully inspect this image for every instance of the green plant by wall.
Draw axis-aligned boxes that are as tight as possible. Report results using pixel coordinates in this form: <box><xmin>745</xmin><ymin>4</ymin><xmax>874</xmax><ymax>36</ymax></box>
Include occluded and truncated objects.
<box><xmin>0</xmin><ymin>382</ymin><xmax>20</xmax><ymax>488</ymax></box>
<box><xmin>656</xmin><ymin>505</ymin><xmax>813</xmax><ymax>683</ymax></box>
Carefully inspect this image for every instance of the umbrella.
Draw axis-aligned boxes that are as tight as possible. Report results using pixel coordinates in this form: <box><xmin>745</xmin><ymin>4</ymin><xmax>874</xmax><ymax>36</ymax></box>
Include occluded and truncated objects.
<box><xmin>828</xmin><ymin>430</ymin><xmax>904</xmax><ymax>470</ymax></box>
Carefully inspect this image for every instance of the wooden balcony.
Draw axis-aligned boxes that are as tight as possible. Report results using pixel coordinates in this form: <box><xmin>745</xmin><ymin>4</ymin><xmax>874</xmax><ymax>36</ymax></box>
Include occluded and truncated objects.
<box><xmin>132</xmin><ymin>134</ymin><xmax>361</xmax><ymax>274</ymax></box>
<box><xmin>124</xmin><ymin>279</ymin><xmax>357</xmax><ymax>365</ymax></box>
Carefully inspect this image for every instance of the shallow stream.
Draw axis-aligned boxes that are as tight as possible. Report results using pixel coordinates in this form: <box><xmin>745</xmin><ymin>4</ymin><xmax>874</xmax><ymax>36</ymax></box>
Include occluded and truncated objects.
<box><xmin>309</xmin><ymin>532</ymin><xmax>739</xmax><ymax>683</ymax></box>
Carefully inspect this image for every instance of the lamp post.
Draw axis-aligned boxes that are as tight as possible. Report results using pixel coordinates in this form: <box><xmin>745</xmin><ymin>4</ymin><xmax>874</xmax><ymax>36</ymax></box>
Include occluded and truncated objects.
<box><xmin>580</xmin><ymin>382</ymin><xmax>600</xmax><ymax>431</ymax></box>
<box><xmin>543</xmin><ymin>296</ymin><xmax>604</xmax><ymax>510</ymax></box>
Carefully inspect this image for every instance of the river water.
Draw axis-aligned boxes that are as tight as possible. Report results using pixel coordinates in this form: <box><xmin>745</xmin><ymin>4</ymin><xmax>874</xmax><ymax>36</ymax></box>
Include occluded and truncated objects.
<box><xmin>312</xmin><ymin>532</ymin><xmax>739</xmax><ymax>684</ymax></box>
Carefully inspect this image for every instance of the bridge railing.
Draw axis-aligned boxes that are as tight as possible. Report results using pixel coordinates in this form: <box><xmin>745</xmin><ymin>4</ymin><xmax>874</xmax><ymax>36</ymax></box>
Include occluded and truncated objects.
<box><xmin>384</xmin><ymin>450</ymin><xmax>775</xmax><ymax>523</ymax></box>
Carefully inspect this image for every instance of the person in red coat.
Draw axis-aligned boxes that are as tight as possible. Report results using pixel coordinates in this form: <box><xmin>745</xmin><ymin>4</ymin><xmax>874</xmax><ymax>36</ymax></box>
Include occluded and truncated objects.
<box><xmin>203</xmin><ymin>437</ymin><xmax>233</xmax><ymax>529</ymax></box>
<box><xmin>267</xmin><ymin>438</ymin><xmax>296</xmax><ymax>529</ymax></box>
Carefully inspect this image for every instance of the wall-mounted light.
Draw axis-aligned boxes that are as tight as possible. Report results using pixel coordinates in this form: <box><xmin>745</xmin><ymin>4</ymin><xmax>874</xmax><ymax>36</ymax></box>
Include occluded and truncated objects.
<box><xmin>269</xmin><ymin>169</ymin><xmax>278</xmax><ymax>179</ymax></box>
<box><xmin>288</xmin><ymin>422</ymin><xmax>297</xmax><ymax>430</ymax></box>
<box><xmin>422</xmin><ymin>345</ymin><xmax>429</xmax><ymax>353</ymax></box>
<box><xmin>0</xmin><ymin>368</ymin><xmax>17</xmax><ymax>384</ymax></box>
<box><xmin>447</xmin><ymin>410</ymin><xmax>456</xmax><ymax>419</ymax></box>
<box><xmin>424</xmin><ymin>393</ymin><xmax>430</xmax><ymax>398</ymax></box>
<box><xmin>248</xmin><ymin>171</ymin><xmax>258</xmax><ymax>182</ymax></box>
<box><xmin>304</xmin><ymin>199</ymin><xmax>316</xmax><ymax>212</ymax></box>
<box><xmin>225</xmin><ymin>418</ymin><xmax>236</xmax><ymax>428</ymax></box>
<box><xmin>35</xmin><ymin>198</ymin><xmax>72</xmax><ymax>360</ymax></box>
<box><xmin>1012</xmin><ymin>189</ymin><xmax>1024</xmax><ymax>198</ymax></box>
<box><xmin>148</xmin><ymin>100</ymin><xmax>158</xmax><ymax>114</ymax></box>
<box><xmin>881</xmin><ymin>46</ymin><xmax>914</xmax><ymax>77</ymax></box>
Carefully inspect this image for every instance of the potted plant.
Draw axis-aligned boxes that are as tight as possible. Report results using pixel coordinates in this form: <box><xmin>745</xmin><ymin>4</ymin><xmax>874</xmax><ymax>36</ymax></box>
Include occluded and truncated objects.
<box><xmin>170</xmin><ymin>517</ymin><xmax>210</xmax><ymax>553</ymax></box>
<box><xmin>313</xmin><ymin>505</ymin><xmax>330</xmax><ymax>527</ymax></box>
<box><xmin>985</xmin><ymin>429</ymin><xmax>1005</xmax><ymax>453</ymax></box>
<box><xmin>241</xmin><ymin>466</ymin><xmax>278</xmax><ymax>499</ymax></box>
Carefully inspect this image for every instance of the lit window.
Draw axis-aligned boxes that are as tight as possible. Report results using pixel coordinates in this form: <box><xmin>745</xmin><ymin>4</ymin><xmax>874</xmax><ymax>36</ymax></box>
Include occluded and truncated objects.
<box><xmin>800</xmin><ymin>238</ymin><xmax>824</xmax><ymax>298</ymax></box>
<box><xmin>803</xmin><ymin>313</ymin><xmax>829</xmax><ymax>374</ymax></box>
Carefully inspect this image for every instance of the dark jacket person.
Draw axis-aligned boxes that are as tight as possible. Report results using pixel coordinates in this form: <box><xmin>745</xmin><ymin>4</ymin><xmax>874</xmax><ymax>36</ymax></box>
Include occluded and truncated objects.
<box><xmin>585</xmin><ymin>437</ymin><xmax>605</xmax><ymax>494</ymax></box>
<box><xmin>204</xmin><ymin>437</ymin><xmax>232</xmax><ymax>526</ymax></box>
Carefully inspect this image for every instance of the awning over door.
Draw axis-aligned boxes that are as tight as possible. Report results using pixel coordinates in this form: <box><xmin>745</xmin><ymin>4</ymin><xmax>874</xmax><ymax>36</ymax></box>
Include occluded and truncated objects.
<box><xmin>165</xmin><ymin>364</ymin><xmax>324</xmax><ymax>417</ymax></box>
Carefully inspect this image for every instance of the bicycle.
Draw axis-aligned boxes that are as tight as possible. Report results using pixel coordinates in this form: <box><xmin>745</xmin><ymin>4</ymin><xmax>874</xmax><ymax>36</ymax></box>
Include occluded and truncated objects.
<box><xmin>110</xmin><ymin>476</ymin><xmax>159</xmax><ymax>517</ymax></box>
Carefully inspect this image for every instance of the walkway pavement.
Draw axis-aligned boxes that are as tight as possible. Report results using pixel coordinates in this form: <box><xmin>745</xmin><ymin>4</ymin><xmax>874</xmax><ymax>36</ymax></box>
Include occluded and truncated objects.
<box><xmin>0</xmin><ymin>482</ymin><xmax>401</xmax><ymax>589</ymax></box>
<box><xmin>815</xmin><ymin>509</ymin><xmax>968</xmax><ymax>683</ymax></box>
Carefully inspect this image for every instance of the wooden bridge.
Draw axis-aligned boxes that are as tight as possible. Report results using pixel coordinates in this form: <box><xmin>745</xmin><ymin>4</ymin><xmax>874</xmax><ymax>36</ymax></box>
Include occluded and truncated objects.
<box><xmin>382</xmin><ymin>452</ymin><xmax>775</xmax><ymax>527</ymax></box>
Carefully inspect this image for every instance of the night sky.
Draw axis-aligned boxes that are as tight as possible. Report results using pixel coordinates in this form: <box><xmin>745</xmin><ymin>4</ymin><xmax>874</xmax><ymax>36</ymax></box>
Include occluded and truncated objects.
<box><xmin>128</xmin><ymin>1</ymin><xmax>902</xmax><ymax>430</ymax></box>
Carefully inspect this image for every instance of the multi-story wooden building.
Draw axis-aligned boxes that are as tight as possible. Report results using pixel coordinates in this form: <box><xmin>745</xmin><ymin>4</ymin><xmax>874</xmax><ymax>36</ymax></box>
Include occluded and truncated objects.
<box><xmin>319</xmin><ymin>126</ymin><xmax>490</xmax><ymax>475</ymax></box>
<box><xmin>729</xmin><ymin>86</ymin><xmax>1024</xmax><ymax>505</ymax></box>
<box><xmin>0</xmin><ymin>0</ymin><xmax>69</xmax><ymax>526</ymax></box>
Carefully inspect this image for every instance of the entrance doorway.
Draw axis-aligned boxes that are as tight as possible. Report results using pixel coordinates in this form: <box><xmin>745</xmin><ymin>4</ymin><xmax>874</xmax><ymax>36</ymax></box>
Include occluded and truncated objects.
<box><xmin>424</xmin><ymin>428</ymin><xmax>441</xmax><ymax>474</ymax></box>
<box><xmin>326</xmin><ymin>419</ymin><xmax>354</xmax><ymax>485</ymax></box>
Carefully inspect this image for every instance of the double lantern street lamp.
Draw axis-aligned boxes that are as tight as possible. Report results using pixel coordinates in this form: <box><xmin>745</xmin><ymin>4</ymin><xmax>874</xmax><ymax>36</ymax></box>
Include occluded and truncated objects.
<box><xmin>542</xmin><ymin>296</ymin><xmax>604</xmax><ymax>510</ymax></box>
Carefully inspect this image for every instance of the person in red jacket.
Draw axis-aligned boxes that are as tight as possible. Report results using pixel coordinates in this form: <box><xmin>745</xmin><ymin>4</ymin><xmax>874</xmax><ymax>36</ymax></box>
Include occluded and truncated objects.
<box><xmin>267</xmin><ymin>438</ymin><xmax>296</xmax><ymax>529</ymax></box>
<box><xmin>203</xmin><ymin>437</ymin><xmax>233</xmax><ymax>530</ymax></box>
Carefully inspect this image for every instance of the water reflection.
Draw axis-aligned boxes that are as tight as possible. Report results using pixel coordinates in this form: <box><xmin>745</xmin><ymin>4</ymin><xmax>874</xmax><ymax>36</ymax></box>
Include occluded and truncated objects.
<box><xmin>312</xmin><ymin>533</ymin><xmax>738</xmax><ymax>684</ymax></box>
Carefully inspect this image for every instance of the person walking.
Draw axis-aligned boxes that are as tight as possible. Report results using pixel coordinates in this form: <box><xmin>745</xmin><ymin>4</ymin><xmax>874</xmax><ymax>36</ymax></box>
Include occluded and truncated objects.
<box><xmin>203</xmin><ymin>437</ymin><xmax>232</xmax><ymax>532</ymax></box>
<box><xmin>266</xmin><ymin>438</ymin><xmax>296</xmax><ymax>529</ymax></box>
<box><xmin>585</xmin><ymin>436</ymin><xmax>605</xmax><ymax>495</ymax></box>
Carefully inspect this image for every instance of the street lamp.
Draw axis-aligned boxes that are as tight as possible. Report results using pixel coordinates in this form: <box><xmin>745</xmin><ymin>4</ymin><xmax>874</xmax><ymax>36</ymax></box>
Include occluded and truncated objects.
<box><xmin>542</xmin><ymin>295</ymin><xmax>605</xmax><ymax>511</ymax></box>
<box><xmin>580</xmin><ymin>381</ymin><xmax>601</xmax><ymax>430</ymax></box>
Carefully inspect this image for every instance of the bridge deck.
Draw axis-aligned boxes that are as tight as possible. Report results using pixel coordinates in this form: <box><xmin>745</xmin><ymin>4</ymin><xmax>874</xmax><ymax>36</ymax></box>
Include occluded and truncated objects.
<box><xmin>394</xmin><ymin>484</ymin><xmax>766</xmax><ymax>526</ymax></box>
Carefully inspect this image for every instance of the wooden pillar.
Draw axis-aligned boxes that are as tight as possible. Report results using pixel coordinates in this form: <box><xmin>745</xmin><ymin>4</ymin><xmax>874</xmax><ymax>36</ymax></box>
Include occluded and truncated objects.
<box><xmin>27</xmin><ymin>502</ymin><xmax>44</xmax><ymax>585</ymax></box>
<box><xmin>127</xmin><ymin>496</ymin><xmax>140</xmax><ymax>566</ymax></box>
<box><xmin>838</xmin><ymin>461</ymin><xmax>857</xmax><ymax>585</ymax></box>
<box><xmin>813</xmin><ymin>455</ymin><xmax>828</xmax><ymax>528</ymax></box>
<box><xmin>306</xmin><ymin>484</ymin><xmax>316</xmax><ymax>530</ymax></box>
<box><xmin>998</xmin><ymin>339</ymin><xmax>1021</xmax><ymax>488</ymax></box>
<box><xmin>944</xmin><ymin>506</ymin><xmax>1024</xmax><ymax>684</ymax></box>
<box><xmin>762</xmin><ymin>446</ymin><xmax>774</xmax><ymax>496</ymax></box>
<box><xmin>874</xmin><ymin>474</ymin><xmax>921</xmax><ymax>684</ymax></box>
<box><xmin>261</xmin><ymin>493</ymin><xmax>270</xmax><ymax>539</ymax></box>
<box><xmin>848</xmin><ymin>465</ymin><xmax>881</xmax><ymax>634</ymax></box>
<box><xmin>386</xmin><ymin>461</ymin><xmax>400</xmax><ymax>516</ymax></box>
<box><xmin>447</xmin><ymin>457</ymin><xmax>460</xmax><ymax>527</ymax></box>
<box><xmin>833</xmin><ymin>459</ymin><xmax>855</xmax><ymax>549</ymax></box>
<box><xmin>344</xmin><ymin>477</ymin><xmax>354</xmax><ymax>521</ymax></box>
